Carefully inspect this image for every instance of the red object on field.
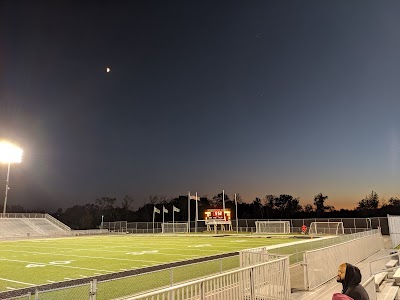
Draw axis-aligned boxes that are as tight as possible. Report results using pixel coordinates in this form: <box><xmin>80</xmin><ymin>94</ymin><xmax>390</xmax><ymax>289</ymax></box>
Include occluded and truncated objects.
<box><xmin>301</xmin><ymin>225</ymin><xmax>307</xmax><ymax>233</ymax></box>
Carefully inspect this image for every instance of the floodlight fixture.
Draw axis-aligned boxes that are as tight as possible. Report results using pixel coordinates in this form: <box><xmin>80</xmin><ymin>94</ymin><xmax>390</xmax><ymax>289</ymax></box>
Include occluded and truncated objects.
<box><xmin>0</xmin><ymin>141</ymin><xmax>23</xmax><ymax>163</ymax></box>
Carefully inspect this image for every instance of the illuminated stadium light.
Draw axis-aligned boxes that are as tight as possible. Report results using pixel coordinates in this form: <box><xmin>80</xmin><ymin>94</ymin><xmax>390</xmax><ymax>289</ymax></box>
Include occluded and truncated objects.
<box><xmin>0</xmin><ymin>141</ymin><xmax>23</xmax><ymax>215</ymax></box>
<box><xmin>0</xmin><ymin>141</ymin><xmax>23</xmax><ymax>163</ymax></box>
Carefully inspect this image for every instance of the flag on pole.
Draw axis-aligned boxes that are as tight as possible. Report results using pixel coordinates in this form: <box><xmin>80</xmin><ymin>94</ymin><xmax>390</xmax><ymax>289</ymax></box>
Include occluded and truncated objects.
<box><xmin>173</xmin><ymin>206</ymin><xmax>180</xmax><ymax>212</ymax></box>
<box><xmin>154</xmin><ymin>206</ymin><xmax>160</xmax><ymax>214</ymax></box>
<box><xmin>163</xmin><ymin>206</ymin><xmax>168</xmax><ymax>213</ymax></box>
<box><xmin>189</xmin><ymin>195</ymin><xmax>197</xmax><ymax>200</ymax></box>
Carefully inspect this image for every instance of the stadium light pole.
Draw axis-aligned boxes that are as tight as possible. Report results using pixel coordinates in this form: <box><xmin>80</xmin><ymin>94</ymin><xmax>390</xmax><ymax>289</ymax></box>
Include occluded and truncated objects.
<box><xmin>222</xmin><ymin>190</ymin><xmax>225</xmax><ymax>219</ymax></box>
<box><xmin>0</xmin><ymin>141</ymin><xmax>23</xmax><ymax>216</ymax></box>
<box><xmin>235</xmin><ymin>193</ymin><xmax>238</xmax><ymax>233</ymax></box>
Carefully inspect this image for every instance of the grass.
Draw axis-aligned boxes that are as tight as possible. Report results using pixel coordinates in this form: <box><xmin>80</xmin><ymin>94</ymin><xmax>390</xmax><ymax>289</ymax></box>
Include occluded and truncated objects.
<box><xmin>0</xmin><ymin>234</ymin><xmax>299</xmax><ymax>299</ymax></box>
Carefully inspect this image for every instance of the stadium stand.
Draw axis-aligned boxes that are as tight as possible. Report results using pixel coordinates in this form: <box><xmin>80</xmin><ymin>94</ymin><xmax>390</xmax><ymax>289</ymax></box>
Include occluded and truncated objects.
<box><xmin>292</xmin><ymin>236</ymin><xmax>400</xmax><ymax>300</ymax></box>
<box><xmin>0</xmin><ymin>214</ymin><xmax>71</xmax><ymax>238</ymax></box>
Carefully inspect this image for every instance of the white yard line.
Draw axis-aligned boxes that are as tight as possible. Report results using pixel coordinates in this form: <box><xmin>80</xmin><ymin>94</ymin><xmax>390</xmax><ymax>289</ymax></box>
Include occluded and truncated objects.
<box><xmin>0</xmin><ymin>250</ymin><xmax>162</xmax><ymax>263</ymax></box>
<box><xmin>0</xmin><ymin>258</ymin><xmax>114</xmax><ymax>273</ymax></box>
<box><xmin>0</xmin><ymin>277</ymin><xmax>35</xmax><ymax>286</ymax></box>
<box><xmin>4</xmin><ymin>245</ymin><xmax>201</xmax><ymax>256</ymax></box>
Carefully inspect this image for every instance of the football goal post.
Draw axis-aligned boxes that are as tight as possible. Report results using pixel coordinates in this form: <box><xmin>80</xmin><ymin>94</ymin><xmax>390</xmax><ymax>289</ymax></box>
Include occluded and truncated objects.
<box><xmin>308</xmin><ymin>222</ymin><xmax>344</xmax><ymax>235</ymax></box>
<box><xmin>255</xmin><ymin>221</ymin><xmax>291</xmax><ymax>234</ymax></box>
<box><xmin>161</xmin><ymin>222</ymin><xmax>189</xmax><ymax>233</ymax></box>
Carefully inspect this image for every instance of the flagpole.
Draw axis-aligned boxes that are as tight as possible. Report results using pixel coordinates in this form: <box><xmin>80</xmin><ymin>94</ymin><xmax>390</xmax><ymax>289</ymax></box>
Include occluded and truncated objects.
<box><xmin>173</xmin><ymin>206</ymin><xmax>175</xmax><ymax>233</ymax></box>
<box><xmin>222</xmin><ymin>190</ymin><xmax>225</xmax><ymax>219</ymax></box>
<box><xmin>163</xmin><ymin>206</ymin><xmax>165</xmax><ymax>228</ymax></box>
<box><xmin>235</xmin><ymin>193</ymin><xmax>238</xmax><ymax>233</ymax></box>
<box><xmin>188</xmin><ymin>191</ymin><xmax>190</xmax><ymax>233</ymax></box>
<box><xmin>153</xmin><ymin>209</ymin><xmax>155</xmax><ymax>233</ymax></box>
<box><xmin>195</xmin><ymin>192</ymin><xmax>198</xmax><ymax>233</ymax></box>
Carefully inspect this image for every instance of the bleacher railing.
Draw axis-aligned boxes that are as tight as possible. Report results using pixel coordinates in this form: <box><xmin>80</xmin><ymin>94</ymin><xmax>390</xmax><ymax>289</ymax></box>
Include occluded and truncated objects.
<box><xmin>362</xmin><ymin>275</ymin><xmax>377</xmax><ymax>300</ymax></box>
<box><xmin>0</xmin><ymin>213</ymin><xmax>45</xmax><ymax>218</ymax></box>
<box><xmin>388</xmin><ymin>214</ymin><xmax>400</xmax><ymax>248</ymax></box>
<box><xmin>124</xmin><ymin>255</ymin><xmax>290</xmax><ymax>300</ymax></box>
<box><xmin>45</xmin><ymin>214</ymin><xmax>71</xmax><ymax>231</ymax></box>
<box><xmin>367</xmin><ymin>252</ymin><xmax>400</xmax><ymax>278</ymax></box>
<box><xmin>303</xmin><ymin>229</ymin><xmax>383</xmax><ymax>290</ymax></box>
<box><xmin>5</xmin><ymin>255</ymin><xmax>289</xmax><ymax>300</ymax></box>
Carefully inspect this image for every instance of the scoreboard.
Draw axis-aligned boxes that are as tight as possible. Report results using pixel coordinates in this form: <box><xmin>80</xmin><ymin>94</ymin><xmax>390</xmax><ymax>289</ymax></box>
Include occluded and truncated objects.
<box><xmin>204</xmin><ymin>209</ymin><xmax>231</xmax><ymax>221</ymax></box>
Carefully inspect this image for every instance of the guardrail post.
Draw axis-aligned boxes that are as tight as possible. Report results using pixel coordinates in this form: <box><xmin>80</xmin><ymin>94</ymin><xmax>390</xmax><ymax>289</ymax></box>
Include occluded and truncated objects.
<box><xmin>200</xmin><ymin>281</ymin><xmax>205</xmax><ymax>300</ymax></box>
<box><xmin>89</xmin><ymin>279</ymin><xmax>97</xmax><ymax>300</ymax></box>
<box><xmin>34</xmin><ymin>288</ymin><xmax>39</xmax><ymax>300</ymax></box>
<box><xmin>250</xmin><ymin>267</ymin><xmax>256</xmax><ymax>300</ymax></box>
<box><xmin>303</xmin><ymin>254</ymin><xmax>309</xmax><ymax>291</ymax></box>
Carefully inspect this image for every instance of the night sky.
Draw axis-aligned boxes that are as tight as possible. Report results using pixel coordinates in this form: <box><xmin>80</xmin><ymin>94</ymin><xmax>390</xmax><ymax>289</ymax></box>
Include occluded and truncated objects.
<box><xmin>1</xmin><ymin>1</ymin><xmax>400</xmax><ymax>211</ymax></box>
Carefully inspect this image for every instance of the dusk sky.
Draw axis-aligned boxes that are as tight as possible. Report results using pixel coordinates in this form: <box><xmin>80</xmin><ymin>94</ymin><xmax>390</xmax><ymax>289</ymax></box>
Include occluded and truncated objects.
<box><xmin>1</xmin><ymin>1</ymin><xmax>400</xmax><ymax>211</ymax></box>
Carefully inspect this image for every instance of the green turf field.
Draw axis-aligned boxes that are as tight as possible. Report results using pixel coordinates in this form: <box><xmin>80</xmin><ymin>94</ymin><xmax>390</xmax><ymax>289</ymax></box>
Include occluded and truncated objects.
<box><xmin>0</xmin><ymin>234</ymin><xmax>295</xmax><ymax>295</ymax></box>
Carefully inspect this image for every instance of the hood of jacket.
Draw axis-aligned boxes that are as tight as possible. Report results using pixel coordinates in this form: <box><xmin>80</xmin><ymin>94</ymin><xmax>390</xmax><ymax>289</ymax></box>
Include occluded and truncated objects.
<box><xmin>341</xmin><ymin>263</ymin><xmax>362</xmax><ymax>294</ymax></box>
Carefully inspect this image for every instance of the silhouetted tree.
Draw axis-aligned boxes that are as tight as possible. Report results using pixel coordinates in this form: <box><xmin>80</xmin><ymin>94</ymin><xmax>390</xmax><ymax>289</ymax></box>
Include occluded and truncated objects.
<box><xmin>274</xmin><ymin>194</ymin><xmax>301</xmax><ymax>218</ymax></box>
<box><xmin>252</xmin><ymin>197</ymin><xmax>263</xmax><ymax>218</ymax></box>
<box><xmin>303</xmin><ymin>204</ymin><xmax>313</xmax><ymax>214</ymax></box>
<box><xmin>211</xmin><ymin>192</ymin><xmax>230</xmax><ymax>208</ymax></box>
<box><xmin>357</xmin><ymin>191</ymin><xmax>379</xmax><ymax>211</ymax></box>
<box><xmin>95</xmin><ymin>197</ymin><xmax>117</xmax><ymax>221</ymax></box>
<box><xmin>313</xmin><ymin>193</ymin><xmax>331</xmax><ymax>217</ymax></box>
<box><xmin>119</xmin><ymin>195</ymin><xmax>135</xmax><ymax>220</ymax></box>
<box><xmin>263</xmin><ymin>195</ymin><xmax>276</xmax><ymax>219</ymax></box>
<box><xmin>388</xmin><ymin>197</ymin><xmax>400</xmax><ymax>206</ymax></box>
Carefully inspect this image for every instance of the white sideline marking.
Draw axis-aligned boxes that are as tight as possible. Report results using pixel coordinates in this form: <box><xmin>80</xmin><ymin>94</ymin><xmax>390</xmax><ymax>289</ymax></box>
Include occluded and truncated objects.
<box><xmin>79</xmin><ymin>275</ymin><xmax>86</xmax><ymax>278</ymax></box>
<box><xmin>47</xmin><ymin>280</ymin><xmax>56</xmax><ymax>283</ymax></box>
<box><xmin>120</xmin><ymin>269</ymin><xmax>128</xmax><ymax>271</ymax></box>
<box><xmin>6</xmin><ymin>287</ymin><xmax>15</xmax><ymax>290</ymax></box>
<box><xmin>0</xmin><ymin>277</ymin><xmax>35</xmax><ymax>286</ymax></box>
<box><xmin>64</xmin><ymin>278</ymin><xmax>72</xmax><ymax>280</ymax></box>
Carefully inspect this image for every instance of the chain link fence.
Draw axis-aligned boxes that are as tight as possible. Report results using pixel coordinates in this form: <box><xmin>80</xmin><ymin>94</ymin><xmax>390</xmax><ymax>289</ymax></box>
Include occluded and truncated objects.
<box><xmin>1</xmin><ymin>253</ymin><xmax>239</xmax><ymax>300</ymax></box>
<box><xmin>124</xmin><ymin>217</ymin><xmax>388</xmax><ymax>234</ymax></box>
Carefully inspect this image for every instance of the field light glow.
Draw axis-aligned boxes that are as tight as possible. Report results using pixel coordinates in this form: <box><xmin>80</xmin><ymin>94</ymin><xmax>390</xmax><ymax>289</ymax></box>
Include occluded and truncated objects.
<box><xmin>0</xmin><ymin>141</ymin><xmax>23</xmax><ymax>163</ymax></box>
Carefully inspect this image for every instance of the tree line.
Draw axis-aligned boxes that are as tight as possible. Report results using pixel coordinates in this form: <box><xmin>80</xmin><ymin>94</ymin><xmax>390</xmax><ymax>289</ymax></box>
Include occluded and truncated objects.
<box><xmin>3</xmin><ymin>191</ymin><xmax>400</xmax><ymax>229</ymax></box>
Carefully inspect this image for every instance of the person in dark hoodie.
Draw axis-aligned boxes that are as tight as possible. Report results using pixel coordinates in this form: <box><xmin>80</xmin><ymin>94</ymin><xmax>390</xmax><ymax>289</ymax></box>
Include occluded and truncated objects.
<box><xmin>336</xmin><ymin>263</ymin><xmax>369</xmax><ymax>300</ymax></box>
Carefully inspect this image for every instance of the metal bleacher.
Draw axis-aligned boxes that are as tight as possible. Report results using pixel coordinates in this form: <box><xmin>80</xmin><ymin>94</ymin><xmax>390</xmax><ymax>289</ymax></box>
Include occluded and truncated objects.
<box><xmin>0</xmin><ymin>214</ymin><xmax>71</xmax><ymax>239</ymax></box>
